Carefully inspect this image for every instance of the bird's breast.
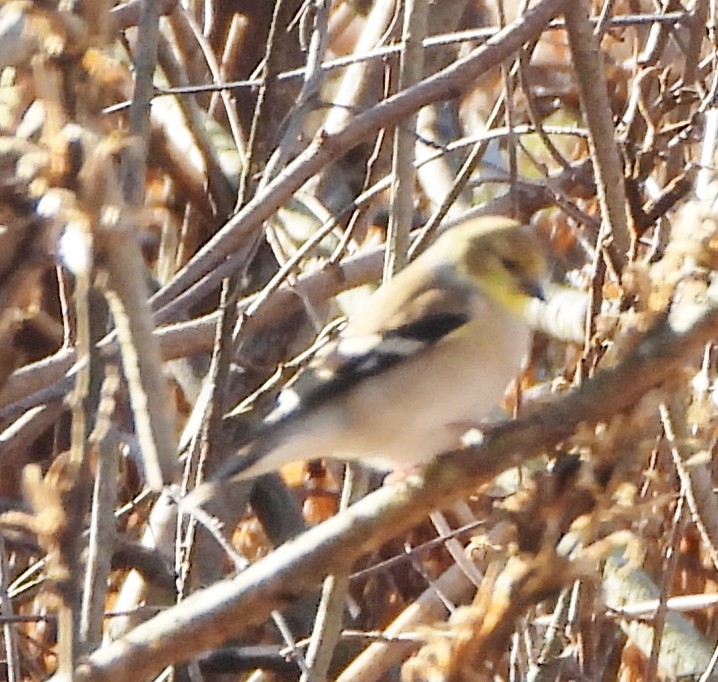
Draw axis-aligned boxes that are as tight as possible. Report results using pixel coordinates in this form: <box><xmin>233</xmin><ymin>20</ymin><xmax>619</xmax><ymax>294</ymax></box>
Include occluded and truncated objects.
<box><xmin>329</xmin><ymin>297</ymin><xmax>532</xmax><ymax>468</ymax></box>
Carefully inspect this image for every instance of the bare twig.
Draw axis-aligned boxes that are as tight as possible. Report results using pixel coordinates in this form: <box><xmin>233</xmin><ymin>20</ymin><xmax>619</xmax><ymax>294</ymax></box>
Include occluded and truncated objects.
<box><xmin>564</xmin><ymin>0</ymin><xmax>633</xmax><ymax>261</ymax></box>
<box><xmin>385</xmin><ymin>0</ymin><xmax>428</xmax><ymax>277</ymax></box>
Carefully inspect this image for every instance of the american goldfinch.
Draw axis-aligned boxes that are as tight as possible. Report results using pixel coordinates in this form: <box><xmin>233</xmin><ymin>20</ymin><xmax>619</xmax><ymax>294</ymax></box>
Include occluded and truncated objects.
<box><xmin>185</xmin><ymin>215</ymin><xmax>547</xmax><ymax>507</ymax></box>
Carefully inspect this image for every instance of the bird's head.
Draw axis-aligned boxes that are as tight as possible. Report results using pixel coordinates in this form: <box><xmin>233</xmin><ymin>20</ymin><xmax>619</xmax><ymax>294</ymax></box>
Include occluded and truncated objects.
<box><xmin>444</xmin><ymin>215</ymin><xmax>548</xmax><ymax>315</ymax></box>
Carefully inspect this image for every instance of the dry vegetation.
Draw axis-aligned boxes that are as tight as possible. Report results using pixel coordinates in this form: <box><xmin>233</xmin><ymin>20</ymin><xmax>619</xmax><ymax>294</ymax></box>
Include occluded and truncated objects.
<box><xmin>2</xmin><ymin>0</ymin><xmax>718</xmax><ymax>680</ymax></box>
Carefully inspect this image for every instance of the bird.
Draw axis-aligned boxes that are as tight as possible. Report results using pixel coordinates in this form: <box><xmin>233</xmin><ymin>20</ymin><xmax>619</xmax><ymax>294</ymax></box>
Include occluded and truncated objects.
<box><xmin>183</xmin><ymin>215</ymin><xmax>547</xmax><ymax>509</ymax></box>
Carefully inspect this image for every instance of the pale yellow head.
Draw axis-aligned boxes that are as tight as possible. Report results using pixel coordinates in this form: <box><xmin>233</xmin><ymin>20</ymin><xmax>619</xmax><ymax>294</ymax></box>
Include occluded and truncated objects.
<box><xmin>432</xmin><ymin>216</ymin><xmax>547</xmax><ymax>314</ymax></box>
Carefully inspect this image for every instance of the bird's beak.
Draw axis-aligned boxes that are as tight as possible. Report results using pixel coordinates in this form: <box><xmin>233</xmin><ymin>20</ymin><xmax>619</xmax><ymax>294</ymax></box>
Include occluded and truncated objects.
<box><xmin>520</xmin><ymin>278</ymin><xmax>546</xmax><ymax>301</ymax></box>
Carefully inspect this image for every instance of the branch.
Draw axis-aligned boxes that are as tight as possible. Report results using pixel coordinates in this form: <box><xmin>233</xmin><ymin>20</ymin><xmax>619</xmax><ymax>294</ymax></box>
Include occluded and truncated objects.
<box><xmin>70</xmin><ymin>288</ymin><xmax>718</xmax><ymax>682</ymax></box>
<box><xmin>149</xmin><ymin>0</ymin><xmax>570</xmax><ymax>315</ymax></box>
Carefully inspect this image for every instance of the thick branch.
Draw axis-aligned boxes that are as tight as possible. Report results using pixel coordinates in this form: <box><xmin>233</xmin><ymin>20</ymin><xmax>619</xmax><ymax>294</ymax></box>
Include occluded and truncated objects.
<box><xmin>71</xmin><ymin>292</ymin><xmax>718</xmax><ymax>682</ymax></box>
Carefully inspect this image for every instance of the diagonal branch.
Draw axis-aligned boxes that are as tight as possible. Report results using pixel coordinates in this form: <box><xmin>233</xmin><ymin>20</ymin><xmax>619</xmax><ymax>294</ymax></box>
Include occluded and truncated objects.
<box><xmin>70</xmin><ymin>287</ymin><xmax>718</xmax><ymax>682</ymax></box>
<box><xmin>148</xmin><ymin>0</ymin><xmax>570</xmax><ymax>315</ymax></box>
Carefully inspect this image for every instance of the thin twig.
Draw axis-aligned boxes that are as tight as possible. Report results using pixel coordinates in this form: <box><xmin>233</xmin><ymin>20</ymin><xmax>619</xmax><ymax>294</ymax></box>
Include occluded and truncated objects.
<box><xmin>151</xmin><ymin>13</ymin><xmax>692</xmax><ymax>100</ymax></box>
<box><xmin>385</xmin><ymin>0</ymin><xmax>428</xmax><ymax>277</ymax></box>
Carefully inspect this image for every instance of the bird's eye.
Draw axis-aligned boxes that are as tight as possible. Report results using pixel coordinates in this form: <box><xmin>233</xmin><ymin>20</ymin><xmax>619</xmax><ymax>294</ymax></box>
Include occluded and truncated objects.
<box><xmin>500</xmin><ymin>257</ymin><xmax>519</xmax><ymax>272</ymax></box>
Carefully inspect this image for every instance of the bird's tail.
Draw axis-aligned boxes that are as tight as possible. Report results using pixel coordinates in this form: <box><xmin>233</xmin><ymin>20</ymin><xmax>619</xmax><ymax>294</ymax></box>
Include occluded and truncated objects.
<box><xmin>178</xmin><ymin>429</ymin><xmax>281</xmax><ymax>512</ymax></box>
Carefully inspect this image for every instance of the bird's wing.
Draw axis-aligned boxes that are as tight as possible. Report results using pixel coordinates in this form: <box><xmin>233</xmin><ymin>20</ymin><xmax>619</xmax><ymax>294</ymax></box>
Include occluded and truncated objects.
<box><xmin>277</xmin><ymin>279</ymin><xmax>473</xmax><ymax>416</ymax></box>
<box><xmin>210</xmin><ymin>273</ymin><xmax>475</xmax><ymax>483</ymax></box>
